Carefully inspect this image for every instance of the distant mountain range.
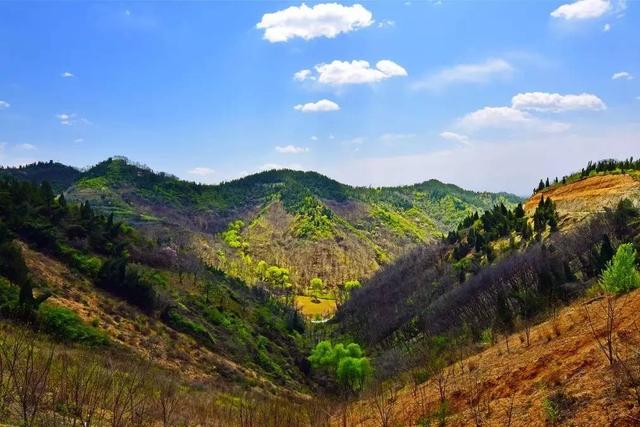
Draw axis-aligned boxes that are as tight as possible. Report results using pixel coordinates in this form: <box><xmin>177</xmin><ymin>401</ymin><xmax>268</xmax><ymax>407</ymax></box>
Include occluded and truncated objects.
<box><xmin>0</xmin><ymin>157</ymin><xmax>521</xmax><ymax>289</ymax></box>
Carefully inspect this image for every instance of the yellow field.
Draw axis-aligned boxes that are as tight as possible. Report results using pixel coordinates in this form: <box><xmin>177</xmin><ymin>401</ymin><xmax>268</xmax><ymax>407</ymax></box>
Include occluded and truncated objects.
<box><xmin>294</xmin><ymin>295</ymin><xmax>337</xmax><ymax>318</ymax></box>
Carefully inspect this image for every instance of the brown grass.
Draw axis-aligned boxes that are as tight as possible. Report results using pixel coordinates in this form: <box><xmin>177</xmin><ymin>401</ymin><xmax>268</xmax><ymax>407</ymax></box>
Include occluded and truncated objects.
<box><xmin>343</xmin><ymin>289</ymin><xmax>640</xmax><ymax>426</ymax></box>
<box><xmin>525</xmin><ymin>174</ymin><xmax>640</xmax><ymax>228</ymax></box>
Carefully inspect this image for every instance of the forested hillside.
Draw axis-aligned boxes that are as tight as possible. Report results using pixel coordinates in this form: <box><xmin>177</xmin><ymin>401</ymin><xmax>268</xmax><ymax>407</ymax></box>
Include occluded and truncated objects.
<box><xmin>1</xmin><ymin>158</ymin><xmax>640</xmax><ymax>425</ymax></box>
<box><xmin>0</xmin><ymin>177</ymin><xmax>313</xmax><ymax>403</ymax></box>
<box><xmin>1</xmin><ymin>157</ymin><xmax>520</xmax><ymax>314</ymax></box>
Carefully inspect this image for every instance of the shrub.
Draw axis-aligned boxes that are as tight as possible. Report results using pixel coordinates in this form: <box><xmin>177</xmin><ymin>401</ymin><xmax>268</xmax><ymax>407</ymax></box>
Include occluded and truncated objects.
<box><xmin>600</xmin><ymin>243</ymin><xmax>640</xmax><ymax>294</ymax></box>
<box><xmin>37</xmin><ymin>305</ymin><xmax>108</xmax><ymax>346</ymax></box>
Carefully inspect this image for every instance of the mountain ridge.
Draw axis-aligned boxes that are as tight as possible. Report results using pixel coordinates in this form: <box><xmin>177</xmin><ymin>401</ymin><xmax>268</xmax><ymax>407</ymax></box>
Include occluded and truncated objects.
<box><xmin>0</xmin><ymin>156</ymin><xmax>521</xmax><ymax>298</ymax></box>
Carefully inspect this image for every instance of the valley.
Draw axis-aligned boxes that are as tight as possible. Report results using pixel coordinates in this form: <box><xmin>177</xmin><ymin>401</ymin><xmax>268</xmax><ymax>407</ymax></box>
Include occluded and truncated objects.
<box><xmin>0</xmin><ymin>157</ymin><xmax>639</xmax><ymax>426</ymax></box>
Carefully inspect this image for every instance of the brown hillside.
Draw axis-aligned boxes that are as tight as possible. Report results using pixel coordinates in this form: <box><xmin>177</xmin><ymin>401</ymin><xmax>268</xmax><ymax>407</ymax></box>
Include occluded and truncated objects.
<box><xmin>344</xmin><ymin>289</ymin><xmax>640</xmax><ymax>426</ymax></box>
<box><xmin>525</xmin><ymin>173</ymin><xmax>640</xmax><ymax>227</ymax></box>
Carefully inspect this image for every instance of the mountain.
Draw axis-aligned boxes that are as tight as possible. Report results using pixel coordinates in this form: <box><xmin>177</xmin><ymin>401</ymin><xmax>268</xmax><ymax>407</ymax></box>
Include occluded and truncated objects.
<box><xmin>0</xmin><ymin>160</ymin><xmax>81</xmax><ymax>193</ymax></box>
<box><xmin>1</xmin><ymin>157</ymin><xmax>521</xmax><ymax>307</ymax></box>
<box><xmin>1</xmin><ymin>157</ymin><xmax>640</xmax><ymax>426</ymax></box>
<box><xmin>336</xmin><ymin>159</ymin><xmax>640</xmax><ymax>365</ymax></box>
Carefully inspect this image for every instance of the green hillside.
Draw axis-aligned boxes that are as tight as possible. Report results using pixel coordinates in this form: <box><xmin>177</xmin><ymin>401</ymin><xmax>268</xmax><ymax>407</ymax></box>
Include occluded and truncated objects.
<box><xmin>0</xmin><ymin>157</ymin><xmax>521</xmax><ymax>301</ymax></box>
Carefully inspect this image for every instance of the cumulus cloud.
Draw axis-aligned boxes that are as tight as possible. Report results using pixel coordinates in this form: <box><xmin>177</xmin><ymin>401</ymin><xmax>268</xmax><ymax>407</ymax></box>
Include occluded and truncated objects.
<box><xmin>459</xmin><ymin>106</ymin><xmax>570</xmax><ymax>133</ymax></box>
<box><xmin>297</xmin><ymin>59</ymin><xmax>407</xmax><ymax>85</ymax></box>
<box><xmin>0</xmin><ymin>101</ymin><xmax>10</xmax><ymax>109</ymax></box>
<box><xmin>293</xmin><ymin>69</ymin><xmax>314</xmax><ymax>81</ymax></box>
<box><xmin>256</xmin><ymin>3</ymin><xmax>373</xmax><ymax>43</ymax></box>
<box><xmin>188</xmin><ymin>167</ymin><xmax>215</xmax><ymax>176</ymax></box>
<box><xmin>275</xmin><ymin>145</ymin><xmax>309</xmax><ymax>154</ymax></box>
<box><xmin>612</xmin><ymin>71</ymin><xmax>633</xmax><ymax>80</ymax></box>
<box><xmin>511</xmin><ymin>92</ymin><xmax>606</xmax><ymax>112</ymax></box>
<box><xmin>440</xmin><ymin>131</ymin><xmax>470</xmax><ymax>145</ymax></box>
<box><xmin>551</xmin><ymin>0</ymin><xmax>611</xmax><ymax>19</ymax></box>
<box><xmin>413</xmin><ymin>58</ymin><xmax>513</xmax><ymax>91</ymax></box>
<box><xmin>293</xmin><ymin>99</ymin><xmax>340</xmax><ymax>112</ymax></box>
<box><xmin>61</xmin><ymin>72</ymin><xmax>74</xmax><ymax>78</ymax></box>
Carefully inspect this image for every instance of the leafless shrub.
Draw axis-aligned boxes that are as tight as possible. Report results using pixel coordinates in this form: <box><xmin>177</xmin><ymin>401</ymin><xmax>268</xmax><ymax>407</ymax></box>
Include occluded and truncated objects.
<box><xmin>368</xmin><ymin>380</ymin><xmax>400</xmax><ymax>427</ymax></box>
<box><xmin>0</xmin><ymin>334</ymin><xmax>55</xmax><ymax>426</ymax></box>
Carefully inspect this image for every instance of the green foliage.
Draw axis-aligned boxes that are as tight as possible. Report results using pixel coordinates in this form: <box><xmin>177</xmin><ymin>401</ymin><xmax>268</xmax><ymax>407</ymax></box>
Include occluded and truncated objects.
<box><xmin>97</xmin><ymin>259</ymin><xmax>163</xmax><ymax>313</ymax></box>
<box><xmin>533</xmin><ymin>196</ymin><xmax>559</xmax><ymax>233</ymax></box>
<box><xmin>291</xmin><ymin>197</ymin><xmax>334</xmax><ymax>239</ymax></box>
<box><xmin>37</xmin><ymin>305</ymin><xmax>108</xmax><ymax>346</ymax></box>
<box><xmin>163</xmin><ymin>308</ymin><xmax>214</xmax><ymax>345</ymax></box>
<box><xmin>221</xmin><ymin>220</ymin><xmax>246</xmax><ymax>249</ymax></box>
<box><xmin>308</xmin><ymin>340</ymin><xmax>371</xmax><ymax>392</ymax></box>
<box><xmin>371</xmin><ymin>203</ymin><xmax>427</xmax><ymax>242</ymax></box>
<box><xmin>263</xmin><ymin>266</ymin><xmax>292</xmax><ymax>290</ymax></box>
<box><xmin>480</xmin><ymin>327</ymin><xmax>493</xmax><ymax>345</ymax></box>
<box><xmin>599</xmin><ymin>243</ymin><xmax>640</xmax><ymax>294</ymax></box>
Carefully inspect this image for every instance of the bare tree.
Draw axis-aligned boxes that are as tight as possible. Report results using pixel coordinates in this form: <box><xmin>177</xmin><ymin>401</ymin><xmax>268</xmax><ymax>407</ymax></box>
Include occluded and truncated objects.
<box><xmin>368</xmin><ymin>380</ymin><xmax>400</xmax><ymax>427</ymax></box>
<box><xmin>0</xmin><ymin>334</ymin><xmax>54</xmax><ymax>426</ymax></box>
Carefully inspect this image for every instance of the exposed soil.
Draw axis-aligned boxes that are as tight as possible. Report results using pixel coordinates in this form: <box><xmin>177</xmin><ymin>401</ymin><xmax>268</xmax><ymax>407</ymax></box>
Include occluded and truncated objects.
<box><xmin>525</xmin><ymin>174</ymin><xmax>640</xmax><ymax>228</ymax></box>
<box><xmin>345</xmin><ymin>289</ymin><xmax>640</xmax><ymax>426</ymax></box>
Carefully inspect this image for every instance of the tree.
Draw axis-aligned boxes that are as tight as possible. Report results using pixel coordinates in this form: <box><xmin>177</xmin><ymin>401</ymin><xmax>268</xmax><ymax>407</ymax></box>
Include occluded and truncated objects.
<box><xmin>584</xmin><ymin>244</ymin><xmax>640</xmax><ymax>366</ymax></box>
<box><xmin>308</xmin><ymin>340</ymin><xmax>372</xmax><ymax>392</ymax></box>
<box><xmin>600</xmin><ymin>243</ymin><xmax>640</xmax><ymax>294</ymax></box>
<box><xmin>0</xmin><ymin>232</ymin><xmax>50</xmax><ymax>316</ymax></box>
<box><xmin>310</xmin><ymin>277</ymin><xmax>323</xmax><ymax>302</ymax></box>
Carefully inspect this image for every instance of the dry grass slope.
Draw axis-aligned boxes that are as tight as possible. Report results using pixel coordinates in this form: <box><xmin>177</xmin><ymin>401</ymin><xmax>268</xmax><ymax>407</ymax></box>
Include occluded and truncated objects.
<box><xmin>345</xmin><ymin>289</ymin><xmax>640</xmax><ymax>426</ymax></box>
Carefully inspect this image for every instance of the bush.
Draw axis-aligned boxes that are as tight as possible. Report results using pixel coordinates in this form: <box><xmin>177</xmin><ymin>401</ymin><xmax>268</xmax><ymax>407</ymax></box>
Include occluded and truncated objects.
<box><xmin>37</xmin><ymin>305</ymin><xmax>108</xmax><ymax>346</ymax></box>
<box><xmin>600</xmin><ymin>243</ymin><xmax>640</xmax><ymax>294</ymax></box>
<box><xmin>163</xmin><ymin>308</ymin><xmax>214</xmax><ymax>346</ymax></box>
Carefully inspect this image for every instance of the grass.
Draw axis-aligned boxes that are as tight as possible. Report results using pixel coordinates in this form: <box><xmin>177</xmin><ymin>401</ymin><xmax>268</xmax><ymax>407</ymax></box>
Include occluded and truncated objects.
<box><xmin>294</xmin><ymin>295</ymin><xmax>336</xmax><ymax>318</ymax></box>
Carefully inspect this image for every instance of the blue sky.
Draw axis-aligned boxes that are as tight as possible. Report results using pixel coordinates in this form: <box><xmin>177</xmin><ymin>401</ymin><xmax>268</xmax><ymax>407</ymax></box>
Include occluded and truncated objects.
<box><xmin>0</xmin><ymin>0</ymin><xmax>638</xmax><ymax>195</ymax></box>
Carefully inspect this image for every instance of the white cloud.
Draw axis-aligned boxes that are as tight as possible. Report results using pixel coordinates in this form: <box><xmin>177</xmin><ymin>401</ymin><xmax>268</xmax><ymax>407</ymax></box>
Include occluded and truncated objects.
<box><xmin>511</xmin><ymin>92</ymin><xmax>606</xmax><ymax>112</ymax></box>
<box><xmin>61</xmin><ymin>71</ymin><xmax>74</xmax><ymax>78</ymax></box>
<box><xmin>256</xmin><ymin>3</ymin><xmax>373</xmax><ymax>43</ymax></box>
<box><xmin>55</xmin><ymin>113</ymin><xmax>89</xmax><ymax>126</ymax></box>
<box><xmin>612</xmin><ymin>71</ymin><xmax>633</xmax><ymax>80</ymax></box>
<box><xmin>459</xmin><ymin>106</ymin><xmax>570</xmax><ymax>133</ymax></box>
<box><xmin>603</xmin><ymin>23</ymin><xmax>611</xmax><ymax>31</ymax></box>
<box><xmin>293</xmin><ymin>99</ymin><xmax>340</xmax><ymax>113</ymax></box>
<box><xmin>310</xmin><ymin>136</ymin><xmax>319</xmax><ymax>141</ymax></box>
<box><xmin>188</xmin><ymin>167</ymin><xmax>215</xmax><ymax>176</ymax></box>
<box><xmin>377</xmin><ymin>19</ymin><xmax>395</xmax><ymax>28</ymax></box>
<box><xmin>275</xmin><ymin>145</ymin><xmax>309</xmax><ymax>154</ymax></box>
<box><xmin>327</xmin><ymin>126</ymin><xmax>640</xmax><ymax>194</ymax></box>
<box><xmin>56</xmin><ymin>113</ymin><xmax>76</xmax><ymax>126</ymax></box>
<box><xmin>301</xmin><ymin>59</ymin><xmax>407</xmax><ymax>85</ymax></box>
<box><xmin>15</xmin><ymin>143</ymin><xmax>36</xmax><ymax>151</ymax></box>
<box><xmin>379</xmin><ymin>133</ymin><xmax>416</xmax><ymax>143</ymax></box>
<box><xmin>440</xmin><ymin>131</ymin><xmax>470</xmax><ymax>145</ymax></box>
<box><xmin>413</xmin><ymin>58</ymin><xmax>513</xmax><ymax>91</ymax></box>
<box><xmin>551</xmin><ymin>0</ymin><xmax>611</xmax><ymax>20</ymax></box>
<box><xmin>293</xmin><ymin>69</ymin><xmax>314</xmax><ymax>82</ymax></box>
<box><xmin>56</xmin><ymin>113</ymin><xmax>73</xmax><ymax>125</ymax></box>
<box><xmin>0</xmin><ymin>101</ymin><xmax>10</xmax><ymax>109</ymax></box>
<box><xmin>74</xmin><ymin>138</ymin><xmax>84</xmax><ymax>143</ymax></box>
